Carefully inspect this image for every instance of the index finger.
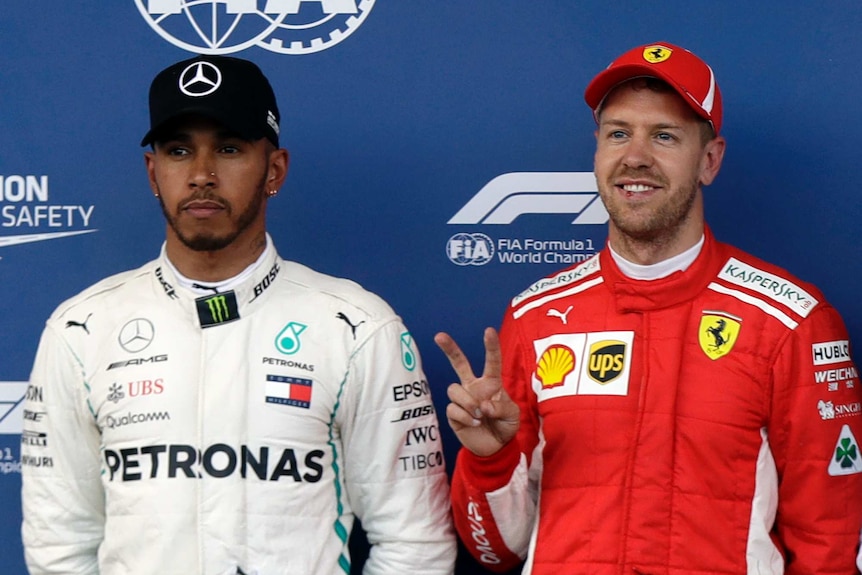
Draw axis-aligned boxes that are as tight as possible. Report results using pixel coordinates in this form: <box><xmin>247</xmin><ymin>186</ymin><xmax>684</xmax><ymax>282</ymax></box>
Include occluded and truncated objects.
<box><xmin>434</xmin><ymin>331</ymin><xmax>477</xmax><ymax>384</ymax></box>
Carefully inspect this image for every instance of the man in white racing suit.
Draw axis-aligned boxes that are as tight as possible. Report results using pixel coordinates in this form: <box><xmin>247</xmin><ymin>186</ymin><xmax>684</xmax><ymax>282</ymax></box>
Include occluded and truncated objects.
<box><xmin>20</xmin><ymin>54</ymin><xmax>455</xmax><ymax>575</ymax></box>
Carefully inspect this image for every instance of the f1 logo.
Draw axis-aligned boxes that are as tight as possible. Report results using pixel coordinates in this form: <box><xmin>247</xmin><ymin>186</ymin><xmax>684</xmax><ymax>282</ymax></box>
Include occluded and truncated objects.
<box><xmin>448</xmin><ymin>172</ymin><xmax>608</xmax><ymax>225</ymax></box>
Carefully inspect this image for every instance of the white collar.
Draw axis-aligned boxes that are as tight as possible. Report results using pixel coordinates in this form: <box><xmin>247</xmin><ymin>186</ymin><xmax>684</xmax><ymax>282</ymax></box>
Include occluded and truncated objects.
<box><xmin>609</xmin><ymin>235</ymin><xmax>704</xmax><ymax>280</ymax></box>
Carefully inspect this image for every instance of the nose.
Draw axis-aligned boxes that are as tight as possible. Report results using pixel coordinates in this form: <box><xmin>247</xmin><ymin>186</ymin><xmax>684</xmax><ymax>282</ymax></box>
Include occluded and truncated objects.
<box><xmin>189</xmin><ymin>153</ymin><xmax>217</xmax><ymax>189</ymax></box>
<box><xmin>621</xmin><ymin>134</ymin><xmax>654</xmax><ymax>170</ymax></box>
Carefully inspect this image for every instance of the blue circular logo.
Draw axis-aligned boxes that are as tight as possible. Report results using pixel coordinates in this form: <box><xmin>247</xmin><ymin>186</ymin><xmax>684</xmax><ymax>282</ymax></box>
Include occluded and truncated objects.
<box><xmin>446</xmin><ymin>233</ymin><xmax>495</xmax><ymax>266</ymax></box>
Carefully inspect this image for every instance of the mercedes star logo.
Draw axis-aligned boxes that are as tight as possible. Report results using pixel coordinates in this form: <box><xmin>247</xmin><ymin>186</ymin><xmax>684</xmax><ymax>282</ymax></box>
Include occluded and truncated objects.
<box><xmin>179</xmin><ymin>61</ymin><xmax>222</xmax><ymax>97</ymax></box>
<box><xmin>118</xmin><ymin>318</ymin><xmax>155</xmax><ymax>353</ymax></box>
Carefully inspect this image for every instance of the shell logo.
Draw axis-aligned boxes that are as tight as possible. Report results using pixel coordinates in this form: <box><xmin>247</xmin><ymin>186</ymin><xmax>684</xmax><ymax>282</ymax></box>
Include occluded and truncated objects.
<box><xmin>536</xmin><ymin>344</ymin><xmax>575</xmax><ymax>389</ymax></box>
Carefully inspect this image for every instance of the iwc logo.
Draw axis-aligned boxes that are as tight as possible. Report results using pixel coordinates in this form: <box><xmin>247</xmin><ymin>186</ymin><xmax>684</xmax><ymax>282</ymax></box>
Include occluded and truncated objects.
<box><xmin>135</xmin><ymin>0</ymin><xmax>375</xmax><ymax>55</ymax></box>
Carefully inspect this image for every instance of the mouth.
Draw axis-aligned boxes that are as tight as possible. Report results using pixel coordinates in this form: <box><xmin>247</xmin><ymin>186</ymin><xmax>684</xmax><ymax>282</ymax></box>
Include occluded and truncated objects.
<box><xmin>616</xmin><ymin>181</ymin><xmax>661</xmax><ymax>197</ymax></box>
<box><xmin>181</xmin><ymin>199</ymin><xmax>226</xmax><ymax>218</ymax></box>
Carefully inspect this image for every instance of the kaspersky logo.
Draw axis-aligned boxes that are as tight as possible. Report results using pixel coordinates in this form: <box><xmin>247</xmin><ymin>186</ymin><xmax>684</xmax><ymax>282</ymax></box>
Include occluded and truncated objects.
<box><xmin>195</xmin><ymin>291</ymin><xmax>240</xmax><ymax>328</ymax></box>
<box><xmin>135</xmin><ymin>0</ymin><xmax>375</xmax><ymax>55</ymax></box>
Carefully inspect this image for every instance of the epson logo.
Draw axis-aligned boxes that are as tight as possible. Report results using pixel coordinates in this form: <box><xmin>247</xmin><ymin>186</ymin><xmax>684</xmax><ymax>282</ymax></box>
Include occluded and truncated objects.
<box><xmin>104</xmin><ymin>443</ymin><xmax>324</xmax><ymax>483</ymax></box>
<box><xmin>466</xmin><ymin>500</ymin><xmax>502</xmax><ymax>565</ymax></box>
<box><xmin>108</xmin><ymin>354</ymin><xmax>168</xmax><ymax>370</ymax></box>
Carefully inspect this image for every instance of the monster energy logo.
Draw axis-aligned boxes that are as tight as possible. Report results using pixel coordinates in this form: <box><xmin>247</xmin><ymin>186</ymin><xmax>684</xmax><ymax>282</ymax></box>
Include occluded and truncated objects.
<box><xmin>195</xmin><ymin>291</ymin><xmax>240</xmax><ymax>328</ymax></box>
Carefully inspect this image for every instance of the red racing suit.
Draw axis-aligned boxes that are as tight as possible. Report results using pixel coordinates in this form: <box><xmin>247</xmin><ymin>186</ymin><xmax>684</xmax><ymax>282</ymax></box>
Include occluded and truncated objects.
<box><xmin>451</xmin><ymin>228</ymin><xmax>862</xmax><ymax>575</ymax></box>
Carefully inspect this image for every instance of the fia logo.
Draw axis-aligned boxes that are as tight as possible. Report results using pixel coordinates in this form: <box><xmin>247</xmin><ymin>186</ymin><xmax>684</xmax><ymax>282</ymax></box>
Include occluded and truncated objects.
<box><xmin>135</xmin><ymin>0</ymin><xmax>375</xmax><ymax>55</ymax></box>
<box><xmin>446</xmin><ymin>233</ymin><xmax>494</xmax><ymax>266</ymax></box>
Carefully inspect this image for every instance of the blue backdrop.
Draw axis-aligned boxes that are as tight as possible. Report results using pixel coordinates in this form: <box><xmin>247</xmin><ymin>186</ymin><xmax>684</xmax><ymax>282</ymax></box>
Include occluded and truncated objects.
<box><xmin>2</xmin><ymin>2</ymin><xmax>862</xmax><ymax>573</ymax></box>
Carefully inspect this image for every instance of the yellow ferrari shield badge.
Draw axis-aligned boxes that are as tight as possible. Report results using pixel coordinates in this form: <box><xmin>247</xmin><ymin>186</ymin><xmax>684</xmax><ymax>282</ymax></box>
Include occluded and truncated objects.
<box><xmin>643</xmin><ymin>45</ymin><xmax>672</xmax><ymax>64</ymax></box>
<box><xmin>698</xmin><ymin>312</ymin><xmax>741</xmax><ymax>360</ymax></box>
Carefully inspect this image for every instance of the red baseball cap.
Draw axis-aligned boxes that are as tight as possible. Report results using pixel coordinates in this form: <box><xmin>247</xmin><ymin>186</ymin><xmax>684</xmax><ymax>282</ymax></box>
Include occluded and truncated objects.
<box><xmin>584</xmin><ymin>42</ymin><xmax>722</xmax><ymax>134</ymax></box>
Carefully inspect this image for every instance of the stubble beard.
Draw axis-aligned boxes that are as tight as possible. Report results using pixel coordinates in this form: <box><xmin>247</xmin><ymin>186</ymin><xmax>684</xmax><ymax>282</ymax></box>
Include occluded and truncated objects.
<box><xmin>600</xmin><ymin>173</ymin><xmax>699</xmax><ymax>247</ymax></box>
<box><xmin>158</xmin><ymin>176</ymin><xmax>267</xmax><ymax>252</ymax></box>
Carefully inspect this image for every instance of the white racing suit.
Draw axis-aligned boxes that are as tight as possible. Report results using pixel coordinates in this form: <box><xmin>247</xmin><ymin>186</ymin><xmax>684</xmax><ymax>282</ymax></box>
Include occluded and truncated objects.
<box><xmin>21</xmin><ymin>239</ymin><xmax>455</xmax><ymax>574</ymax></box>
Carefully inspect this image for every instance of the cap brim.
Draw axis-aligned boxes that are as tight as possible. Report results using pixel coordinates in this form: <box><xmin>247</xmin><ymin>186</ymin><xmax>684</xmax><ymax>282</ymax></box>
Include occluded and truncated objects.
<box><xmin>140</xmin><ymin>106</ymin><xmax>266</xmax><ymax>147</ymax></box>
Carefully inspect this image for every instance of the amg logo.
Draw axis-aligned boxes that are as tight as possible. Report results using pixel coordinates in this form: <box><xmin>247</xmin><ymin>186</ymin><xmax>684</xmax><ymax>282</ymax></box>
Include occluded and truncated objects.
<box><xmin>108</xmin><ymin>354</ymin><xmax>168</xmax><ymax>370</ymax></box>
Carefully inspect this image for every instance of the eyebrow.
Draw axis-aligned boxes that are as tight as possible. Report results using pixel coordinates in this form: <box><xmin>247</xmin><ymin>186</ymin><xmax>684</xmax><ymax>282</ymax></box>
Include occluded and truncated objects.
<box><xmin>599</xmin><ymin>118</ymin><xmax>685</xmax><ymax>132</ymax></box>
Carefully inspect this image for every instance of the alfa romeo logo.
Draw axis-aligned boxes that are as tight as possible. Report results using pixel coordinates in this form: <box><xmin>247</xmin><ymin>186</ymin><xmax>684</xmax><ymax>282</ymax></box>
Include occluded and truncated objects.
<box><xmin>134</xmin><ymin>0</ymin><xmax>376</xmax><ymax>55</ymax></box>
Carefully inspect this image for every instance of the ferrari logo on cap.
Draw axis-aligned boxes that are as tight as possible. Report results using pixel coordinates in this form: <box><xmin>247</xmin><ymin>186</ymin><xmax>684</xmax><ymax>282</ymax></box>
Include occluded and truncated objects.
<box><xmin>698</xmin><ymin>312</ymin><xmax>741</xmax><ymax>360</ymax></box>
<box><xmin>643</xmin><ymin>45</ymin><xmax>672</xmax><ymax>64</ymax></box>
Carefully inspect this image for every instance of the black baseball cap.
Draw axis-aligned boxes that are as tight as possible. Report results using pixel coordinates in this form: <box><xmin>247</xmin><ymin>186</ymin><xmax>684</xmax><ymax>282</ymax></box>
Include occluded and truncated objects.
<box><xmin>141</xmin><ymin>55</ymin><xmax>281</xmax><ymax>147</ymax></box>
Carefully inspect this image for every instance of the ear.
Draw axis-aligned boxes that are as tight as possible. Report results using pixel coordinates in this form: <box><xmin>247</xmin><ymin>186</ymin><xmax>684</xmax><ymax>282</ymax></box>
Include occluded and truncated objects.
<box><xmin>698</xmin><ymin>136</ymin><xmax>726</xmax><ymax>187</ymax></box>
<box><xmin>143</xmin><ymin>151</ymin><xmax>160</xmax><ymax>196</ymax></box>
<box><xmin>266</xmin><ymin>148</ymin><xmax>290</xmax><ymax>191</ymax></box>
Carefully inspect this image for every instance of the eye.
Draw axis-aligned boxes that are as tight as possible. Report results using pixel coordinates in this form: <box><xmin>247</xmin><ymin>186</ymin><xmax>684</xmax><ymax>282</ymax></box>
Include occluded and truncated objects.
<box><xmin>655</xmin><ymin>132</ymin><xmax>676</xmax><ymax>142</ymax></box>
<box><xmin>165</xmin><ymin>145</ymin><xmax>190</xmax><ymax>157</ymax></box>
<box><xmin>219</xmin><ymin>144</ymin><xmax>240</xmax><ymax>154</ymax></box>
<box><xmin>608</xmin><ymin>130</ymin><xmax>627</xmax><ymax>140</ymax></box>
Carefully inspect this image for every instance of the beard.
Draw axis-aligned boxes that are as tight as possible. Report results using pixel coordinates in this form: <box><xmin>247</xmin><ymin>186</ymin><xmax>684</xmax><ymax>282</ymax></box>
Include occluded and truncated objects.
<box><xmin>158</xmin><ymin>176</ymin><xmax>266</xmax><ymax>252</ymax></box>
<box><xmin>599</xmin><ymin>170</ymin><xmax>699</xmax><ymax>245</ymax></box>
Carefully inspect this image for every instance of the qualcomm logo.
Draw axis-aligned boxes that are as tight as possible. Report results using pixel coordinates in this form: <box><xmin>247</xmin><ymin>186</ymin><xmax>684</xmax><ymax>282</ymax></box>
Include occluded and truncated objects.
<box><xmin>135</xmin><ymin>0</ymin><xmax>375</xmax><ymax>55</ymax></box>
<box><xmin>446</xmin><ymin>172</ymin><xmax>607</xmax><ymax>266</ymax></box>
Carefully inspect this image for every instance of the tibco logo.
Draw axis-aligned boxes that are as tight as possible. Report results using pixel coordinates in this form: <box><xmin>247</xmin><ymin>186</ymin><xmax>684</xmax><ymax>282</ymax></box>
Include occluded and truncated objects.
<box><xmin>446</xmin><ymin>233</ymin><xmax>494</xmax><ymax>266</ymax></box>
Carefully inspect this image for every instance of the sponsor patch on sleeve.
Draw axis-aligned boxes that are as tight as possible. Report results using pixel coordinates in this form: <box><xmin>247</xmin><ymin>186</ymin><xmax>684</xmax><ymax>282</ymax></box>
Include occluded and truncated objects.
<box><xmin>717</xmin><ymin>257</ymin><xmax>818</xmax><ymax>318</ymax></box>
<box><xmin>828</xmin><ymin>424</ymin><xmax>862</xmax><ymax>476</ymax></box>
<box><xmin>511</xmin><ymin>255</ymin><xmax>600</xmax><ymax>307</ymax></box>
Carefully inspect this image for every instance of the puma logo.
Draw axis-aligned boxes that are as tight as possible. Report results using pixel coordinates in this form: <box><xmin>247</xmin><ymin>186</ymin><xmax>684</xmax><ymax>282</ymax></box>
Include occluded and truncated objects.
<box><xmin>336</xmin><ymin>312</ymin><xmax>365</xmax><ymax>339</ymax></box>
<box><xmin>65</xmin><ymin>313</ymin><xmax>93</xmax><ymax>334</ymax></box>
<box><xmin>546</xmin><ymin>306</ymin><xmax>573</xmax><ymax>325</ymax></box>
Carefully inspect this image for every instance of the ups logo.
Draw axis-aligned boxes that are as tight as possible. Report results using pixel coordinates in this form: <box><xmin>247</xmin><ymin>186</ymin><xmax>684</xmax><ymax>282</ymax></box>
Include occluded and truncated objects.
<box><xmin>588</xmin><ymin>340</ymin><xmax>626</xmax><ymax>384</ymax></box>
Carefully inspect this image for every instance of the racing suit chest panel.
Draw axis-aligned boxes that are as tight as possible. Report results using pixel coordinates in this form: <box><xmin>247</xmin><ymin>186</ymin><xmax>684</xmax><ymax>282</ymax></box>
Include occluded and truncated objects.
<box><xmin>522</xmin><ymin>287</ymin><xmax>776</xmax><ymax>572</ymax></box>
<box><xmin>81</xmin><ymin>277</ymin><xmax>362</xmax><ymax>571</ymax></box>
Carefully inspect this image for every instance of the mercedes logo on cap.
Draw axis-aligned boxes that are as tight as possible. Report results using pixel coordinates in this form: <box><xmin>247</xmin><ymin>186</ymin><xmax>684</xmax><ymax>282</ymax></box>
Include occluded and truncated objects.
<box><xmin>118</xmin><ymin>318</ymin><xmax>155</xmax><ymax>353</ymax></box>
<box><xmin>179</xmin><ymin>61</ymin><xmax>222</xmax><ymax>97</ymax></box>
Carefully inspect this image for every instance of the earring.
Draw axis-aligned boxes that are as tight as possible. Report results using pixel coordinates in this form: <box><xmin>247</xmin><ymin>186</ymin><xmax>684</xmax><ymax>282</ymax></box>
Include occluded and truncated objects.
<box><xmin>267</xmin><ymin>190</ymin><xmax>278</xmax><ymax>197</ymax></box>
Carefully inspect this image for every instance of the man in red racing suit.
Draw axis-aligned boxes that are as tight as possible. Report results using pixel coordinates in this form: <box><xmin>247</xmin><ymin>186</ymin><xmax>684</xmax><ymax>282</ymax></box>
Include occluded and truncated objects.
<box><xmin>436</xmin><ymin>41</ymin><xmax>862</xmax><ymax>575</ymax></box>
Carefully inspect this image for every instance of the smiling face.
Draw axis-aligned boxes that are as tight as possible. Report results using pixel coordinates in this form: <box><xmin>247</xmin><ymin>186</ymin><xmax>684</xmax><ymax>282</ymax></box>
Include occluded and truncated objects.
<box><xmin>593</xmin><ymin>79</ymin><xmax>724</xmax><ymax>263</ymax></box>
<box><xmin>144</xmin><ymin>115</ymin><xmax>288</xmax><ymax>279</ymax></box>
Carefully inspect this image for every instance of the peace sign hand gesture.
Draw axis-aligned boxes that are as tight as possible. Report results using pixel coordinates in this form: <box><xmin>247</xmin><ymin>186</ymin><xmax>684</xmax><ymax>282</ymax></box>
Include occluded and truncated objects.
<box><xmin>434</xmin><ymin>327</ymin><xmax>520</xmax><ymax>457</ymax></box>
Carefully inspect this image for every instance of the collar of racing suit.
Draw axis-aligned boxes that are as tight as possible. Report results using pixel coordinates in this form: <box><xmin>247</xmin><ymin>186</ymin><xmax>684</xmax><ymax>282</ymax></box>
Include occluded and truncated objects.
<box><xmin>602</xmin><ymin>225</ymin><xmax>727</xmax><ymax>314</ymax></box>
<box><xmin>151</xmin><ymin>233</ymin><xmax>283</xmax><ymax>325</ymax></box>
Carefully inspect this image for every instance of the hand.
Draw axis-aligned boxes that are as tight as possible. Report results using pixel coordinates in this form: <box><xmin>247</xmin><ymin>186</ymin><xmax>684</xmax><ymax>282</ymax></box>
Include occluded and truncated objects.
<box><xmin>434</xmin><ymin>327</ymin><xmax>520</xmax><ymax>457</ymax></box>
